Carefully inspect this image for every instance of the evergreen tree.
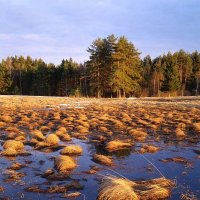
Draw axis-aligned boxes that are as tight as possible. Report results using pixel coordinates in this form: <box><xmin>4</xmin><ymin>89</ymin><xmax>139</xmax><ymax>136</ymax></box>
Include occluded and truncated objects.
<box><xmin>161</xmin><ymin>53</ymin><xmax>181</xmax><ymax>95</ymax></box>
<box><xmin>112</xmin><ymin>36</ymin><xmax>141</xmax><ymax>97</ymax></box>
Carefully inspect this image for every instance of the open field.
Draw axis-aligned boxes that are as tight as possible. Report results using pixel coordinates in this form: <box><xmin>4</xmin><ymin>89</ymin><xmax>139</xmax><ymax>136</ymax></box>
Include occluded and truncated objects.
<box><xmin>0</xmin><ymin>96</ymin><xmax>200</xmax><ymax>199</ymax></box>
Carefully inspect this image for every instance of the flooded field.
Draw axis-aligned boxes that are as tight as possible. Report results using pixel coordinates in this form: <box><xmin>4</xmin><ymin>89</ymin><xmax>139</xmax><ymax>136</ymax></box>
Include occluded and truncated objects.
<box><xmin>0</xmin><ymin>96</ymin><xmax>200</xmax><ymax>200</ymax></box>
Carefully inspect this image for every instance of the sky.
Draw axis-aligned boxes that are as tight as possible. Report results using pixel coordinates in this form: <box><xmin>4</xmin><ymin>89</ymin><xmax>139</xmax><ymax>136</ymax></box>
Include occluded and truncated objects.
<box><xmin>0</xmin><ymin>0</ymin><xmax>200</xmax><ymax>64</ymax></box>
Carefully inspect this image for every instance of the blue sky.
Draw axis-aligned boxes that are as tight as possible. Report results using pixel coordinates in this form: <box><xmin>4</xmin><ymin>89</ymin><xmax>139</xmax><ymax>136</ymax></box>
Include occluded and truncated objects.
<box><xmin>0</xmin><ymin>0</ymin><xmax>200</xmax><ymax>64</ymax></box>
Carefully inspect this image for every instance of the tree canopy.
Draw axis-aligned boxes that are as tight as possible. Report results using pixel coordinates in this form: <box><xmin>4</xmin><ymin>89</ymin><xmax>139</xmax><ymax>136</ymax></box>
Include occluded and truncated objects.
<box><xmin>0</xmin><ymin>34</ymin><xmax>200</xmax><ymax>97</ymax></box>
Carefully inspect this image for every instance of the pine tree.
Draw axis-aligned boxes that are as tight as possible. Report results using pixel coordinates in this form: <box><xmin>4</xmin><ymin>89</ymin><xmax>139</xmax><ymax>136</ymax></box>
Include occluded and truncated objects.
<box><xmin>112</xmin><ymin>36</ymin><xmax>141</xmax><ymax>97</ymax></box>
<box><xmin>161</xmin><ymin>53</ymin><xmax>181</xmax><ymax>95</ymax></box>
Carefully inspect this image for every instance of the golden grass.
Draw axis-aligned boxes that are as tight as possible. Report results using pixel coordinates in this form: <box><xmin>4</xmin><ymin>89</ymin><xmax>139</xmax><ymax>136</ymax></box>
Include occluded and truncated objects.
<box><xmin>175</xmin><ymin>128</ymin><xmax>186</xmax><ymax>138</ymax></box>
<box><xmin>97</xmin><ymin>176</ymin><xmax>174</xmax><ymax>200</ymax></box>
<box><xmin>193</xmin><ymin>122</ymin><xmax>200</xmax><ymax>133</ymax></box>
<box><xmin>97</xmin><ymin>176</ymin><xmax>138</xmax><ymax>200</ymax></box>
<box><xmin>140</xmin><ymin>145</ymin><xmax>159</xmax><ymax>153</ymax></box>
<box><xmin>30</xmin><ymin>130</ymin><xmax>45</xmax><ymax>141</ymax></box>
<box><xmin>5</xmin><ymin>127</ymin><xmax>21</xmax><ymax>133</ymax></box>
<box><xmin>3</xmin><ymin>140</ymin><xmax>24</xmax><ymax>151</ymax></box>
<box><xmin>56</xmin><ymin>130</ymin><xmax>72</xmax><ymax>141</ymax></box>
<box><xmin>35</xmin><ymin>141</ymin><xmax>49</xmax><ymax>149</ymax></box>
<box><xmin>57</xmin><ymin>127</ymin><xmax>67</xmax><ymax>134</ymax></box>
<box><xmin>105</xmin><ymin>140</ymin><xmax>132</xmax><ymax>152</ymax></box>
<box><xmin>54</xmin><ymin>156</ymin><xmax>77</xmax><ymax>172</ymax></box>
<box><xmin>45</xmin><ymin>134</ymin><xmax>60</xmax><ymax>146</ymax></box>
<box><xmin>40</xmin><ymin>126</ymin><xmax>50</xmax><ymax>132</ymax></box>
<box><xmin>60</xmin><ymin>145</ymin><xmax>83</xmax><ymax>155</ymax></box>
<box><xmin>1</xmin><ymin>148</ymin><xmax>18</xmax><ymax>156</ymax></box>
<box><xmin>128</xmin><ymin>129</ymin><xmax>148</xmax><ymax>142</ymax></box>
<box><xmin>0</xmin><ymin>121</ymin><xmax>6</xmax><ymax>128</ymax></box>
<box><xmin>0</xmin><ymin>115</ymin><xmax>12</xmax><ymax>123</ymax></box>
<box><xmin>15</xmin><ymin>135</ymin><xmax>26</xmax><ymax>142</ymax></box>
<box><xmin>76</xmin><ymin>125</ymin><xmax>89</xmax><ymax>134</ymax></box>
<box><xmin>93</xmin><ymin>154</ymin><xmax>113</xmax><ymax>166</ymax></box>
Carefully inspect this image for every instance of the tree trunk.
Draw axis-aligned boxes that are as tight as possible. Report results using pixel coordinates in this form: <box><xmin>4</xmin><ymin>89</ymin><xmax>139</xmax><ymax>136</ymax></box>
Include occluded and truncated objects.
<box><xmin>196</xmin><ymin>76</ymin><xmax>199</xmax><ymax>95</ymax></box>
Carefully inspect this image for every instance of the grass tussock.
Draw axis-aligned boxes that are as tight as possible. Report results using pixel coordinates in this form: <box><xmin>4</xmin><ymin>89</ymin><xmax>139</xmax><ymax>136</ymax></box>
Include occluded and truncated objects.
<box><xmin>97</xmin><ymin>176</ymin><xmax>138</xmax><ymax>200</ymax></box>
<box><xmin>0</xmin><ymin>121</ymin><xmax>6</xmax><ymax>128</ymax></box>
<box><xmin>128</xmin><ymin>129</ymin><xmax>148</xmax><ymax>142</ymax></box>
<box><xmin>54</xmin><ymin>155</ymin><xmax>77</xmax><ymax>172</ymax></box>
<box><xmin>56</xmin><ymin>130</ymin><xmax>71</xmax><ymax>141</ymax></box>
<box><xmin>57</xmin><ymin>127</ymin><xmax>67</xmax><ymax>134</ymax></box>
<box><xmin>3</xmin><ymin>140</ymin><xmax>24</xmax><ymax>151</ymax></box>
<box><xmin>105</xmin><ymin>140</ymin><xmax>132</xmax><ymax>152</ymax></box>
<box><xmin>60</xmin><ymin>145</ymin><xmax>83</xmax><ymax>155</ymax></box>
<box><xmin>140</xmin><ymin>144</ymin><xmax>159</xmax><ymax>153</ymax></box>
<box><xmin>193</xmin><ymin>122</ymin><xmax>200</xmax><ymax>133</ymax></box>
<box><xmin>93</xmin><ymin>154</ymin><xmax>113</xmax><ymax>166</ymax></box>
<box><xmin>40</xmin><ymin>126</ymin><xmax>50</xmax><ymax>132</ymax></box>
<box><xmin>0</xmin><ymin>115</ymin><xmax>12</xmax><ymax>123</ymax></box>
<box><xmin>175</xmin><ymin>128</ymin><xmax>186</xmax><ymax>138</ymax></box>
<box><xmin>45</xmin><ymin>134</ymin><xmax>60</xmax><ymax>146</ymax></box>
<box><xmin>97</xmin><ymin>176</ymin><xmax>174</xmax><ymax>200</ymax></box>
<box><xmin>30</xmin><ymin>130</ymin><xmax>45</xmax><ymax>141</ymax></box>
<box><xmin>1</xmin><ymin>148</ymin><xmax>18</xmax><ymax>156</ymax></box>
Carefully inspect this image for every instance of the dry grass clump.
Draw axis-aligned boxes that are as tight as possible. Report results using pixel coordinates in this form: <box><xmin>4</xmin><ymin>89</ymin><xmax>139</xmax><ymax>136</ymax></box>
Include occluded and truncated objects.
<box><xmin>56</xmin><ymin>131</ymin><xmax>72</xmax><ymax>141</ymax></box>
<box><xmin>57</xmin><ymin>127</ymin><xmax>67</xmax><ymax>134</ymax></box>
<box><xmin>1</xmin><ymin>148</ymin><xmax>18</xmax><ymax>156</ymax></box>
<box><xmin>93</xmin><ymin>154</ymin><xmax>113</xmax><ymax>166</ymax></box>
<box><xmin>40</xmin><ymin>126</ymin><xmax>50</xmax><ymax>132</ymax></box>
<box><xmin>177</xmin><ymin>122</ymin><xmax>186</xmax><ymax>130</ymax></box>
<box><xmin>128</xmin><ymin>129</ymin><xmax>148</xmax><ymax>141</ymax></box>
<box><xmin>54</xmin><ymin>156</ymin><xmax>77</xmax><ymax>172</ymax></box>
<box><xmin>6</xmin><ymin>132</ymin><xmax>18</xmax><ymax>139</ymax></box>
<box><xmin>45</xmin><ymin>134</ymin><xmax>60</xmax><ymax>146</ymax></box>
<box><xmin>140</xmin><ymin>144</ymin><xmax>159</xmax><ymax>153</ymax></box>
<box><xmin>60</xmin><ymin>145</ymin><xmax>83</xmax><ymax>155</ymax></box>
<box><xmin>175</xmin><ymin>128</ymin><xmax>186</xmax><ymax>138</ymax></box>
<box><xmin>3</xmin><ymin>140</ymin><xmax>24</xmax><ymax>151</ymax></box>
<box><xmin>0</xmin><ymin>115</ymin><xmax>12</xmax><ymax>123</ymax></box>
<box><xmin>15</xmin><ymin>135</ymin><xmax>26</xmax><ymax>142</ymax></box>
<box><xmin>98</xmin><ymin>126</ymin><xmax>109</xmax><ymax>133</ymax></box>
<box><xmin>62</xmin><ymin>192</ymin><xmax>81</xmax><ymax>198</ymax></box>
<box><xmin>151</xmin><ymin>117</ymin><xmax>163</xmax><ymax>124</ymax></box>
<box><xmin>35</xmin><ymin>141</ymin><xmax>49</xmax><ymax>149</ymax></box>
<box><xmin>30</xmin><ymin>130</ymin><xmax>45</xmax><ymax>141</ymax></box>
<box><xmin>105</xmin><ymin>140</ymin><xmax>132</xmax><ymax>152</ymax></box>
<box><xmin>193</xmin><ymin>122</ymin><xmax>200</xmax><ymax>133</ymax></box>
<box><xmin>71</xmin><ymin>132</ymin><xmax>88</xmax><ymax>140</ymax></box>
<box><xmin>97</xmin><ymin>176</ymin><xmax>174</xmax><ymax>200</ymax></box>
<box><xmin>97</xmin><ymin>176</ymin><xmax>138</xmax><ymax>200</ymax></box>
<box><xmin>0</xmin><ymin>121</ymin><xmax>6</xmax><ymax>128</ymax></box>
<box><xmin>76</xmin><ymin>125</ymin><xmax>89</xmax><ymax>134</ymax></box>
<box><xmin>5</xmin><ymin>127</ymin><xmax>21</xmax><ymax>133</ymax></box>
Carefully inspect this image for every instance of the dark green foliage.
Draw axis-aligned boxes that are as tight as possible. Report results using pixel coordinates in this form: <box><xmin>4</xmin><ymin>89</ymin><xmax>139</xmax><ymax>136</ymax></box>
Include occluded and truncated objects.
<box><xmin>0</xmin><ymin>35</ymin><xmax>200</xmax><ymax>97</ymax></box>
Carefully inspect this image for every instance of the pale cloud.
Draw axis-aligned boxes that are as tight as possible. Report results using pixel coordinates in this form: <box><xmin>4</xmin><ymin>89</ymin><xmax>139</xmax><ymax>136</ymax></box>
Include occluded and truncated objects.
<box><xmin>0</xmin><ymin>0</ymin><xmax>200</xmax><ymax>63</ymax></box>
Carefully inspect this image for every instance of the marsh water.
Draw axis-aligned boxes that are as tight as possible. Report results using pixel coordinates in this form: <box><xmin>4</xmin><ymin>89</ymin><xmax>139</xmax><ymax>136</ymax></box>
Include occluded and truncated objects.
<box><xmin>0</xmin><ymin>137</ymin><xmax>199</xmax><ymax>200</ymax></box>
<box><xmin>0</xmin><ymin>97</ymin><xmax>200</xmax><ymax>200</ymax></box>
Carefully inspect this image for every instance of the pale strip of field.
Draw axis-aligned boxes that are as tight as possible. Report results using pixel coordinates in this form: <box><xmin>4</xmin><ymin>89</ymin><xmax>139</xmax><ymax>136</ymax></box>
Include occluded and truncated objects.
<box><xmin>0</xmin><ymin>95</ymin><xmax>200</xmax><ymax>110</ymax></box>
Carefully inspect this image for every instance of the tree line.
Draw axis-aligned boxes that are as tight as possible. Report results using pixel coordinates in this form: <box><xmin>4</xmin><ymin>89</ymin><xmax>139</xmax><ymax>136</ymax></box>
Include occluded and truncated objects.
<box><xmin>0</xmin><ymin>34</ymin><xmax>200</xmax><ymax>97</ymax></box>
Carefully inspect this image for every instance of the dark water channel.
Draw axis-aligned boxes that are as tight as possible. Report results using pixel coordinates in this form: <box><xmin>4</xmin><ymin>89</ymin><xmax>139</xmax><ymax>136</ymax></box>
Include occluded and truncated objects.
<box><xmin>0</xmin><ymin>137</ymin><xmax>200</xmax><ymax>200</ymax></box>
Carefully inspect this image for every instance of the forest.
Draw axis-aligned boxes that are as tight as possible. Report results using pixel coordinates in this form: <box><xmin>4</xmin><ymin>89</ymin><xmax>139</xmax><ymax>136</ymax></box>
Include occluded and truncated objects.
<box><xmin>0</xmin><ymin>34</ymin><xmax>200</xmax><ymax>97</ymax></box>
